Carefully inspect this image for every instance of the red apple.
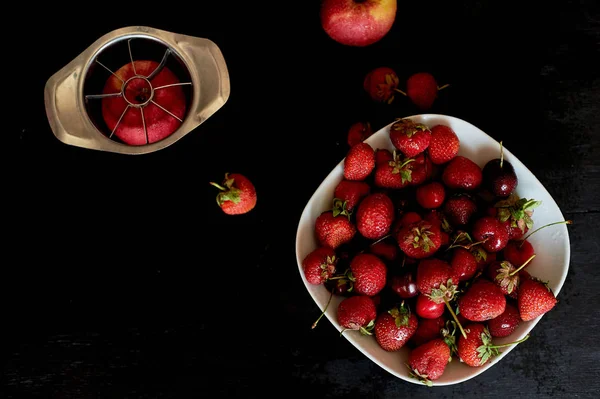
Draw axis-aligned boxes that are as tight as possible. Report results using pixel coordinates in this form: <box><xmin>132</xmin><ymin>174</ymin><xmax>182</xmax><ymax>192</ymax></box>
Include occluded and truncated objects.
<box><xmin>102</xmin><ymin>60</ymin><xmax>186</xmax><ymax>146</ymax></box>
<box><xmin>320</xmin><ymin>0</ymin><xmax>397</xmax><ymax>47</ymax></box>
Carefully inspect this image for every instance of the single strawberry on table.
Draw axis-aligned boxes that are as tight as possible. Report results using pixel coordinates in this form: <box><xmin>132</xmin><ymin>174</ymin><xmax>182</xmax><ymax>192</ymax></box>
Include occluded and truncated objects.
<box><xmin>457</xmin><ymin>323</ymin><xmax>529</xmax><ymax>367</ymax></box>
<box><xmin>356</xmin><ymin>192</ymin><xmax>395</xmax><ymax>240</ymax></box>
<box><xmin>210</xmin><ymin>173</ymin><xmax>257</xmax><ymax>215</ymax></box>
<box><xmin>404</xmin><ymin>72</ymin><xmax>449</xmax><ymax>111</ymax></box>
<box><xmin>427</xmin><ymin>124</ymin><xmax>460</xmax><ymax>165</ymax></box>
<box><xmin>302</xmin><ymin>246</ymin><xmax>338</xmax><ymax>285</ymax></box>
<box><xmin>363</xmin><ymin>66</ymin><xmax>400</xmax><ymax>104</ymax></box>
<box><xmin>337</xmin><ymin>295</ymin><xmax>377</xmax><ymax>335</ymax></box>
<box><xmin>344</xmin><ymin>142</ymin><xmax>375</xmax><ymax>181</ymax></box>
<box><xmin>518</xmin><ymin>277</ymin><xmax>558</xmax><ymax>321</ymax></box>
<box><xmin>407</xmin><ymin>338</ymin><xmax>451</xmax><ymax>386</ymax></box>
<box><xmin>389</xmin><ymin>118</ymin><xmax>431</xmax><ymax>158</ymax></box>
<box><xmin>374</xmin><ymin>302</ymin><xmax>419</xmax><ymax>352</ymax></box>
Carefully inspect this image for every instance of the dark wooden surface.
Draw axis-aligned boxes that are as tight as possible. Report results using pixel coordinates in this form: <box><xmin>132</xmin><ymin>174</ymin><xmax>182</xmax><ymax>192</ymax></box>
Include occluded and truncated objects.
<box><xmin>7</xmin><ymin>1</ymin><xmax>600</xmax><ymax>398</ymax></box>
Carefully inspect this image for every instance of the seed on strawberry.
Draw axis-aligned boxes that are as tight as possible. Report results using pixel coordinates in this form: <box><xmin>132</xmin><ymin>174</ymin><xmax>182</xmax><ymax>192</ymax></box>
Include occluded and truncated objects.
<box><xmin>472</xmin><ymin>216</ymin><xmax>510</xmax><ymax>253</ymax></box>
<box><xmin>347</xmin><ymin>121</ymin><xmax>373</xmax><ymax>147</ymax></box>
<box><xmin>518</xmin><ymin>277</ymin><xmax>558</xmax><ymax>321</ymax></box>
<box><xmin>442</xmin><ymin>156</ymin><xmax>483</xmax><ymax>191</ymax></box>
<box><xmin>375</xmin><ymin>302</ymin><xmax>419</xmax><ymax>352</ymax></box>
<box><xmin>363</xmin><ymin>67</ymin><xmax>400</xmax><ymax>104</ymax></box>
<box><xmin>410</xmin><ymin>316</ymin><xmax>446</xmax><ymax>347</ymax></box>
<box><xmin>333</xmin><ymin>180</ymin><xmax>371</xmax><ymax>212</ymax></box>
<box><xmin>337</xmin><ymin>295</ymin><xmax>377</xmax><ymax>335</ymax></box>
<box><xmin>349</xmin><ymin>253</ymin><xmax>388</xmax><ymax>296</ymax></box>
<box><xmin>302</xmin><ymin>246</ymin><xmax>338</xmax><ymax>285</ymax></box>
<box><xmin>443</xmin><ymin>194</ymin><xmax>478</xmax><ymax>226</ymax></box>
<box><xmin>344</xmin><ymin>142</ymin><xmax>375</xmax><ymax>181</ymax></box>
<box><xmin>407</xmin><ymin>338</ymin><xmax>451</xmax><ymax>386</ymax></box>
<box><xmin>416</xmin><ymin>182</ymin><xmax>446</xmax><ymax>209</ymax></box>
<box><xmin>458</xmin><ymin>323</ymin><xmax>529</xmax><ymax>367</ymax></box>
<box><xmin>356</xmin><ymin>193</ymin><xmax>395</xmax><ymax>240</ymax></box>
<box><xmin>209</xmin><ymin>173</ymin><xmax>257</xmax><ymax>215</ymax></box>
<box><xmin>458</xmin><ymin>279</ymin><xmax>506</xmax><ymax>322</ymax></box>
<box><xmin>389</xmin><ymin>118</ymin><xmax>431</xmax><ymax>158</ymax></box>
<box><xmin>396</xmin><ymin>220</ymin><xmax>442</xmax><ymax>259</ymax></box>
<box><xmin>487</xmin><ymin>303</ymin><xmax>521</xmax><ymax>338</ymax></box>
<box><xmin>315</xmin><ymin>210</ymin><xmax>356</xmax><ymax>249</ymax></box>
<box><xmin>428</xmin><ymin>125</ymin><xmax>460</xmax><ymax>165</ymax></box>
<box><xmin>404</xmin><ymin>72</ymin><xmax>449</xmax><ymax>111</ymax></box>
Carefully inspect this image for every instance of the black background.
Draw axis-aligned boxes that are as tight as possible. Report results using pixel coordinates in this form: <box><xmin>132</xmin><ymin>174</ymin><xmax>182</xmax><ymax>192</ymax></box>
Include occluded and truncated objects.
<box><xmin>7</xmin><ymin>1</ymin><xmax>600</xmax><ymax>397</ymax></box>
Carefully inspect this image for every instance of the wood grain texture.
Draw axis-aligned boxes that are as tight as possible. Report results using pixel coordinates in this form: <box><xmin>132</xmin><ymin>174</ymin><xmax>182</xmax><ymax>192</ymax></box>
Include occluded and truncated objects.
<box><xmin>5</xmin><ymin>1</ymin><xmax>600</xmax><ymax>398</ymax></box>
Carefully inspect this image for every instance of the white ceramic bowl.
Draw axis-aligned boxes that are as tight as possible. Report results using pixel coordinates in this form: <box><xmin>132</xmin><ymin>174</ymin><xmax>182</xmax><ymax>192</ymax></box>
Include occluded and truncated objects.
<box><xmin>295</xmin><ymin>114</ymin><xmax>571</xmax><ymax>386</ymax></box>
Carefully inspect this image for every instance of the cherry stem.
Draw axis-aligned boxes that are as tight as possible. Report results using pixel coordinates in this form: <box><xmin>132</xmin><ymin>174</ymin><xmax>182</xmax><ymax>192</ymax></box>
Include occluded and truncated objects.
<box><xmin>519</xmin><ymin>220</ymin><xmax>573</xmax><ymax>248</ymax></box>
<box><xmin>394</xmin><ymin>88</ymin><xmax>407</xmax><ymax>96</ymax></box>
<box><xmin>489</xmin><ymin>334</ymin><xmax>530</xmax><ymax>349</ymax></box>
<box><xmin>509</xmin><ymin>254</ymin><xmax>537</xmax><ymax>276</ymax></box>
<box><xmin>437</xmin><ymin>84</ymin><xmax>450</xmax><ymax>91</ymax></box>
<box><xmin>370</xmin><ymin>234</ymin><xmax>392</xmax><ymax>247</ymax></box>
<box><xmin>209</xmin><ymin>182</ymin><xmax>226</xmax><ymax>191</ymax></box>
<box><xmin>447</xmin><ymin>238</ymin><xmax>488</xmax><ymax>251</ymax></box>
<box><xmin>312</xmin><ymin>289</ymin><xmax>334</xmax><ymax>329</ymax></box>
<box><xmin>499</xmin><ymin>141</ymin><xmax>504</xmax><ymax>168</ymax></box>
<box><xmin>443</xmin><ymin>297</ymin><xmax>467</xmax><ymax>339</ymax></box>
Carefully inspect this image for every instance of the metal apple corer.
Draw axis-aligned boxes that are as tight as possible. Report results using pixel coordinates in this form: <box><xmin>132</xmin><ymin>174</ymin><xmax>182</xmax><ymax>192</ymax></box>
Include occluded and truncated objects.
<box><xmin>44</xmin><ymin>26</ymin><xmax>230</xmax><ymax>154</ymax></box>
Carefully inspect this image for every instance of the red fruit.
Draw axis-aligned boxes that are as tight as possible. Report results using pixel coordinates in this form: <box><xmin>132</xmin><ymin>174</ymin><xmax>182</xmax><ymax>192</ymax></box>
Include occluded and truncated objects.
<box><xmin>443</xmin><ymin>195</ymin><xmax>478</xmax><ymax>226</ymax></box>
<box><xmin>486</xmin><ymin>257</ymin><xmax>537</xmax><ymax>296</ymax></box>
<box><xmin>349</xmin><ymin>253</ymin><xmax>387</xmax><ymax>296</ymax></box>
<box><xmin>315</xmin><ymin>211</ymin><xmax>356</xmax><ymax>249</ymax></box>
<box><xmin>440</xmin><ymin>231</ymin><xmax>450</xmax><ymax>247</ymax></box>
<box><xmin>408</xmin><ymin>339</ymin><xmax>451</xmax><ymax>385</ymax></box>
<box><xmin>344</xmin><ymin>143</ymin><xmax>375</xmax><ymax>181</ymax></box>
<box><xmin>406</xmin><ymin>72</ymin><xmax>442</xmax><ymax>111</ymax></box>
<box><xmin>356</xmin><ymin>193</ymin><xmax>395</xmax><ymax>240</ymax></box>
<box><xmin>400</xmin><ymin>211</ymin><xmax>423</xmax><ymax>227</ymax></box>
<box><xmin>374</xmin><ymin>151</ymin><xmax>414</xmax><ymax>189</ymax></box>
<box><xmin>487</xmin><ymin>303</ymin><xmax>520</xmax><ymax>338</ymax></box>
<box><xmin>442</xmin><ymin>156</ymin><xmax>483</xmax><ymax>191</ymax></box>
<box><xmin>347</xmin><ymin>121</ymin><xmax>373</xmax><ymax>147</ymax></box>
<box><xmin>389</xmin><ymin>118</ymin><xmax>431</xmax><ymax>157</ymax></box>
<box><xmin>302</xmin><ymin>247</ymin><xmax>338</xmax><ymax>285</ymax></box>
<box><xmin>337</xmin><ymin>296</ymin><xmax>377</xmax><ymax>334</ymax></box>
<box><xmin>423</xmin><ymin>210</ymin><xmax>450</xmax><ymax>231</ymax></box>
<box><xmin>427</xmin><ymin>125</ymin><xmax>460</xmax><ymax>165</ymax></box>
<box><xmin>416</xmin><ymin>294</ymin><xmax>445</xmax><ymax>319</ymax></box>
<box><xmin>363</xmin><ymin>67</ymin><xmax>400</xmax><ymax>103</ymax></box>
<box><xmin>210</xmin><ymin>173</ymin><xmax>257</xmax><ymax>215</ymax></box>
<box><xmin>518</xmin><ymin>277</ymin><xmax>558</xmax><ymax>321</ymax></box>
<box><xmin>492</xmin><ymin>194</ymin><xmax>541</xmax><ymax>239</ymax></box>
<box><xmin>472</xmin><ymin>216</ymin><xmax>510</xmax><ymax>253</ymax></box>
<box><xmin>471</xmin><ymin>245</ymin><xmax>496</xmax><ymax>271</ymax></box>
<box><xmin>334</xmin><ymin>180</ymin><xmax>371</xmax><ymax>212</ymax></box>
<box><xmin>374</xmin><ymin>303</ymin><xmax>419</xmax><ymax>352</ymax></box>
<box><xmin>390</xmin><ymin>272</ymin><xmax>418</xmax><ymax>299</ymax></box>
<box><xmin>375</xmin><ymin>148</ymin><xmax>393</xmax><ymax>165</ymax></box>
<box><xmin>458</xmin><ymin>323</ymin><xmax>529</xmax><ymax>367</ymax></box>
<box><xmin>503</xmin><ymin>240</ymin><xmax>535</xmax><ymax>270</ymax></box>
<box><xmin>396</xmin><ymin>221</ymin><xmax>442</xmax><ymax>259</ymax></box>
<box><xmin>370</xmin><ymin>241</ymin><xmax>398</xmax><ymax>261</ymax></box>
<box><xmin>411</xmin><ymin>316</ymin><xmax>445</xmax><ymax>347</ymax></box>
<box><xmin>450</xmin><ymin>248</ymin><xmax>478</xmax><ymax>282</ymax></box>
<box><xmin>416</xmin><ymin>182</ymin><xmax>446</xmax><ymax>209</ymax></box>
<box><xmin>102</xmin><ymin>60</ymin><xmax>186</xmax><ymax>145</ymax></box>
<box><xmin>458</xmin><ymin>279</ymin><xmax>506</xmax><ymax>322</ymax></box>
<box><xmin>409</xmin><ymin>153</ymin><xmax>435</xmax><ymax>186</ymax></box>
<box><xmin>416</xmin><ymin>258</ymin><xmax>459</xmax><ymax>298</ymax></box>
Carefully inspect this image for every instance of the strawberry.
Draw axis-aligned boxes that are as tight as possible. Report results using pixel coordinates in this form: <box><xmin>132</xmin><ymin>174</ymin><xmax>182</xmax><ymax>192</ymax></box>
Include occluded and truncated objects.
<box><xmin>349</xmin><ymin>253</ymin><xmax>387</xmax><ymax>296</ymax></box>
<box><xmin>458</xmin><ymin>279</ymin><xmax>506</xmax><ymax>322</ymax></box>
<box><xmin>443</xmin><ymin>194</ymin><xmax>477</xmax><ymax>226</ymax></box>
<box><xmin>302</xmin><ymin>246</ymin><xmax>337</xmax><ymax>285</ymax></box>
<box><xmin>503</xmin><ymin>240</ymin><xmax>535</xmax><ymax>269</ymax></box>
<box><xmin>405</xmin><ymin>72</ymin><xmax>447</xmax><ymax>111</ymax></box>
<box><xmin>408</xmin><ymin>338</ymin><xmax>451</xmax><ymax>386</ymax></box>
<box><xmin>396</xmin><ymin>220</ymin><xmax>442</xmax><ymax>259</ymax></box>
<box><xmin>333</xmin><ymin>180</ymin><xmax>371</xmax><ymax>212</ymax></box>
<box><xmin>442</xmin><ymin>156</ymin><xmax>483</xmax><ymax>191</ymax></box>
<box><xmin>389</xmin><ymin>118</ymin><xmax>431</xmax><ymax>157</ymax></box>
<box><xmin>518</xmin><ymin>277</ymin><xmax>558</xmax><ymax>321</ymax></box>
<box><xmin>492</xmin><ymin>194</ymin><xmax>542</xmax><ymax>240</ymax></box>
<box><xmin>399</xmin><ymin>211</ymin><xmax>423</xmax><ymax>227</ymax></box>
<box><xmin>370</xmin><ymin>241</ymin><xmax>398</xmax><ymax>261</ymax></box>
<box><xmin>408</xmin><ymin>153</ymin><xmax>435</xmax><ymax>186</ymax></box>
<box><xmin>209</xmin><ymin>173</ymin><xmax>257</xmax><ymax>215</ymax></box>
<box><xmin>356</xmin><ymin>193</ymin><xmax>395</xmax><ymax>240</ymax></box>
<box><xmin>458</xmin><ymin>323</ymin><xmax>529</xmax><ymax>367</ymax></box>
<box><xmin>375</xmin><ymin>148</ymin><xmax>394</xmax><ymax>165</ymax></box>
<box><xmin>486</xmin><ymin>255</ymin><xmax>535</xmax><ymax>296</ymax></box>
<box><xmin>374</xmin><ymin>302</ymin><xmax>419</xmax><ymax>351</ymax></box>
<box><xmin>416</xmin><ymin>258</ymin><xmax>459</xmax><ymax>301</ymax></box>
<box><xmin>337</xmin><ymin>295</ymin><xmax>377</xmax><ymax>335</ymax></box>
<box><xmin>347</xmin><ymin>121</ymin><xmax>372</xmax><ymax>147</ymax></box>
<box><xmin>315</xmin><ymin>210</ymin><xmax>356</xmax><ymax>249</ymax></box>
<box><xmin>416</xmin><ymin>182</ymin><xmax>446</xmax><ymax>209</ymax></box>
<box><xmin>450</xmin><ymin>247</ymin><xmax>478</xmax><ymax>282</ymax></box>
<box><xmin>374</xmin><ymin>150</ymin><xmax>414</xmax><ymax>189</ymax></box>
<box><xmin>363</xmin><ymin>67</ymin><xmax>400</xmax><ymax>104</ymax></box>
<box><xmin>487</xmin><ymin>303</ymin><xmax>521</xmax><ymax>338</ymax></box>
<box><xmin>423</xmin><ymin>210</ymin><xmax>451</xmax><ymax>232</ymax></box>
<box><xmin>344</xmin><ymin>143</ymin><xmax>375</xmax><ymax>181</ymax></box>
<box><xmin>427</xmin><ymin>125</ymin><xmax>459</xmax><ymax>165</ymax></box>
<box><xmin>411</xmin><ymin>316</ymin><xmax>445</xmax><ymax>347</ymax></box>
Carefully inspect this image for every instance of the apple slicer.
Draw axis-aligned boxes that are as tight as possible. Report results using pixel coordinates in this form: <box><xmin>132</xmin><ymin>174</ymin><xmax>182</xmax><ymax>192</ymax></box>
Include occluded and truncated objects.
<box><xmin>44</xmin><ymin>26</ymin><xmax>230</xmax><ymax>154</ymax></box>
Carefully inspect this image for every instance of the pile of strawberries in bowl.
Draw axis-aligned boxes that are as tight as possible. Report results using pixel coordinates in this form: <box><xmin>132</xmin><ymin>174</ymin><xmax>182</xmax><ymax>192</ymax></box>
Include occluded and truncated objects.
<box><xmin>295</xmin><ymin>114</ymin><xmax>571</xmax><ymax>386</ymax></box>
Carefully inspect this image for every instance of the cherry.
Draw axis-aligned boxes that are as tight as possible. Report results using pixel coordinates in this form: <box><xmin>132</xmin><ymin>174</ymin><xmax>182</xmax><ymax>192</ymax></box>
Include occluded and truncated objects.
<box><xmin>416</xmin><ymin>294</ymin><xmax>445</xmax><ymax>319</ymax></box>
<box><xmin>472</xmin><ymin>216</ymin><xmax>509</xmax><ymax>253</ymax></box>
<box><xmin>390</xmin><ymin>273</ymin><xmax>418</xmax><ymax>299</ymax></box>
<box><xmin>482</xmin><ymin>141</ymin><xmax>518</xmax><ymax>197</ymax></box>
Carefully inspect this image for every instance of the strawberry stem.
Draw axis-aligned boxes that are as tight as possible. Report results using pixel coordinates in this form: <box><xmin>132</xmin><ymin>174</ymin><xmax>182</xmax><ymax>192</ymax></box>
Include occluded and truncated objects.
<box><xmin>509</xmin><ymin>254</ymin><xmax>536</xmax><ymax>276</ymax></box>
<box><xmin>443</xmin><ymin>297</ymin><xmax>467</xmax><ymax>339</ymax></box>
<box><xmin>519</xmin><ymin>220</ymin><xmax>573</xmax><ymax>248</ymax></box>
<box><xmin>488</xmin><ymin>334</ymin><xmax>530</xmax><ymax>349</ymax></box>
<box><xmin>437</xmin><ymin>83</ymin><xmax>450</xmax><ymax>91</ymax></box>
<box><xmin>209</xmin><ymin>181</ymin><xmax>227</xmax><ymax>191</ymax></box>
<box><xmin>394</xmin><ymin>88</ymin><xmax>407</xmax><ymax>96</ymax></box>
<box><xmin>311</xmin><ymin>289</ymin><xmax>334</xmax><ymax>329</ymax></box>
